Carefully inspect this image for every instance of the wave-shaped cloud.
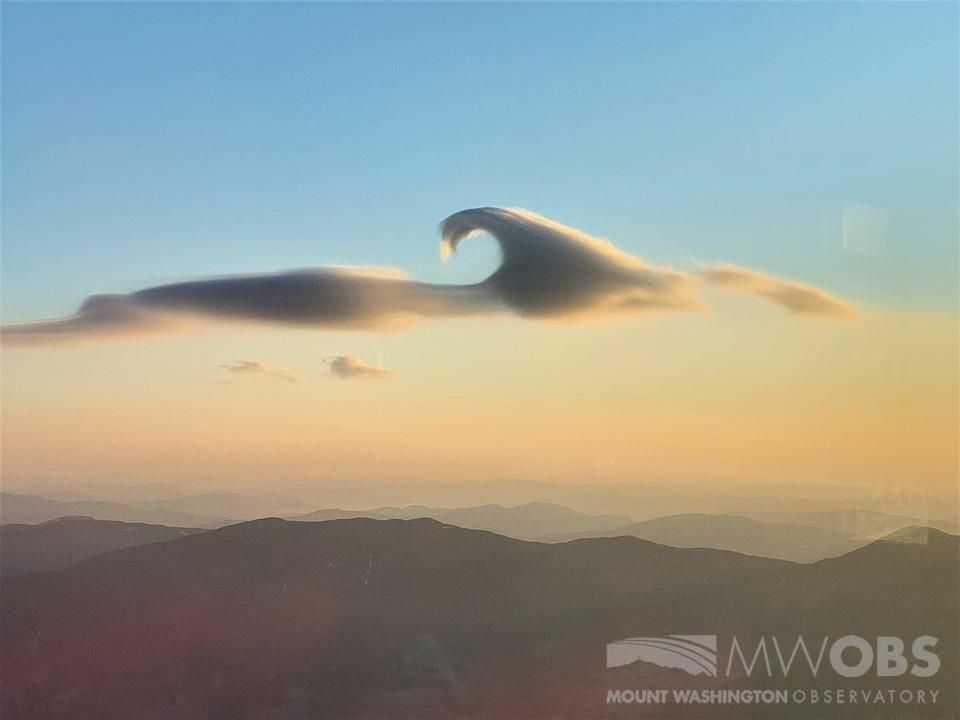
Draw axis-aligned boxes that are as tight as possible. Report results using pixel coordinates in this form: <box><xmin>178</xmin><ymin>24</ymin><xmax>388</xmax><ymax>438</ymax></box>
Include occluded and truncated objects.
<box><xmin>325</xmin><ymin>354</ymin><xmax>394</xmax><ymax>380</ymax></box>
<box><xmin>0</xmin><ymin>207</ymin><xmax>854</xmax><ymax>346</ymax></box>
<box><xmin>440</xmin><ymin>208</ymin><xmax>701</xmax><ymax>317</ymax></box>
<box><xmin>221</xmin><ymin>360</ymin><xmax>305</xmax><ymax>383</ymax></box>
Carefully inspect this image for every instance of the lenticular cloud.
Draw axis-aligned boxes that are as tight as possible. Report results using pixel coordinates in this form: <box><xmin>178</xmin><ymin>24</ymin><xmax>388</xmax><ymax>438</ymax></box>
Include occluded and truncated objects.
<box><xmin>440</xmin><ymin>208</ymin><xmax>701</xmax><ymax>317</ymax></box>
<box><xmin>0</xmin><ymin>207</ymin><xmax>855</xmax><ymax>346</ymax></box>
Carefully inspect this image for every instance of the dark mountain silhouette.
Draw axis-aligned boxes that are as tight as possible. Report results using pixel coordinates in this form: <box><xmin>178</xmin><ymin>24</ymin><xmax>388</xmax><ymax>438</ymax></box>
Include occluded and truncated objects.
<box><xmin>0</xmin><ymin>492</ymin><xmax>232</xmax><ymax>528</ymax></box>
<box><xmin>0</xmin><ymin>516</ymin><xmax>206</xmax><ymax>577</ymax></box>
<box><xmin>542</xmin><ymin>513</ymin><xmax>868</xmax><ymax>562</ymax></box>
<box><xmin>293</xmin><ymin>502</ymin><xmax>633</xmax><ymax>540</ymax></box>
<box><xmin>2</xmin><ymin>518</ymin><xmax>956</xmax><ymax>720</ymax></box>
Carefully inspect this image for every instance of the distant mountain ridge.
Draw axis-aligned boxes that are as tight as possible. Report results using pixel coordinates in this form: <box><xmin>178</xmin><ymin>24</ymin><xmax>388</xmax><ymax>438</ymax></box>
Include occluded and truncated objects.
<box><xmin>293</xmin><ymin>502</ymin><xmax>634</xmax><ymax>540</ymax></box>
<box><xmin>293</xmin><ymin>506</ymin><xmax>945</xmax><ymax>562</ymax></box>
<box><xmin>12</xmin><ymin>477</ymin><xmax>955</xmax><ymax>525</ymax></box>
<box><xmin>4</xmin><ymin>491</ymin><xmax>950</xmax><ymax>566</ymax></box>
<box><xmin>742</xmin><ymin>509</ymin><xmax>960</xmax><ymax>537</ymax></box>
<box><xmin>542</xmin><ymin>512</ymin><xmax>870</xmax><ymax>562</ymax></box>
<box><xmin>0</xmin><ymin>492</ymin><xmax>232</xmax><ymax>528</ymax></box>
<box><xmin>0</xmin><ymin>516</ymin><xmax>205</xmax><ymax>577</ymax></box>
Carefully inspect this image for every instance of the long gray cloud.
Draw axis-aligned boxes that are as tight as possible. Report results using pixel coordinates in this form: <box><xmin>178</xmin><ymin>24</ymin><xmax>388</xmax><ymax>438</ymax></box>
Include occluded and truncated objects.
<box><xmin>0</xmin><ymin>208</ymin><xmax>854</xmax><ymax>346</ymax></box>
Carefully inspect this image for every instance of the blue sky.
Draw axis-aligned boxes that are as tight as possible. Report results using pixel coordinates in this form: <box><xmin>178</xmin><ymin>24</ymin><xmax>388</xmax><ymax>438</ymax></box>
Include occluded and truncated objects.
<box><xmin>3</xmin><ymin>2</ymin><xmax>957</xmax><ymax>320</ymax></box>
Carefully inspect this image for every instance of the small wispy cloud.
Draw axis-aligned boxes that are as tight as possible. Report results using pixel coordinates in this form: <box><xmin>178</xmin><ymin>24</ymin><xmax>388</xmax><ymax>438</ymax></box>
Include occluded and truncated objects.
<box><xmin>325</xmin><ymin>354</ymin><xmax>394</xmax><ymax>380</ymax></box>
<box><xmin>220</xmin><ymin>360</ymin><xmax>305</xmax><ymax>383</ymax></box>
<box><xmin>701</xmin><ymin>263</ymin><xmax>856</xmax><ymax>318</ymax></box>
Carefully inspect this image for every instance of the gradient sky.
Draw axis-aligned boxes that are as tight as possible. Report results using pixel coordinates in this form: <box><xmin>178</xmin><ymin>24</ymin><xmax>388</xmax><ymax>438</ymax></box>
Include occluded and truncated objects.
<box><xmin>2</xmin><ymin>3</ymin><xmax>957</xmax><ymax>493</ymax></box>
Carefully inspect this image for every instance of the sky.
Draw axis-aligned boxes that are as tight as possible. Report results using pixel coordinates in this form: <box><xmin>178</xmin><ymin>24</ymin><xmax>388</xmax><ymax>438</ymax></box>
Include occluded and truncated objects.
<box><xmin>2</xmin><ymin>2</ymin><xmax>957</xmax><ymax>497</ymax></box>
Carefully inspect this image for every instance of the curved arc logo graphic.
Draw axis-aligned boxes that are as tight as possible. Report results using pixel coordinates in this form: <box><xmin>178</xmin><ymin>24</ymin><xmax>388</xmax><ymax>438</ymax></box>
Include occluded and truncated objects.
<box><xmin>606</xmin><ymin>635</ymin><xmax>719</xmax><ymax>677</ymax></box>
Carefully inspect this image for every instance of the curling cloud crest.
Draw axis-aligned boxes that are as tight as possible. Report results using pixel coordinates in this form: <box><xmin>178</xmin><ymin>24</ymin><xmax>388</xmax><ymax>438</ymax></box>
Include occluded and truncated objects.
<box><xmin>440</xmin><ymin>208</ymin><xmax>700</xmax><ymax>317</ymax></box>
<box><xmin>1</xmin><ymin>207</ymin><xmax>855</xmax><ymax>346</ymax></box>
